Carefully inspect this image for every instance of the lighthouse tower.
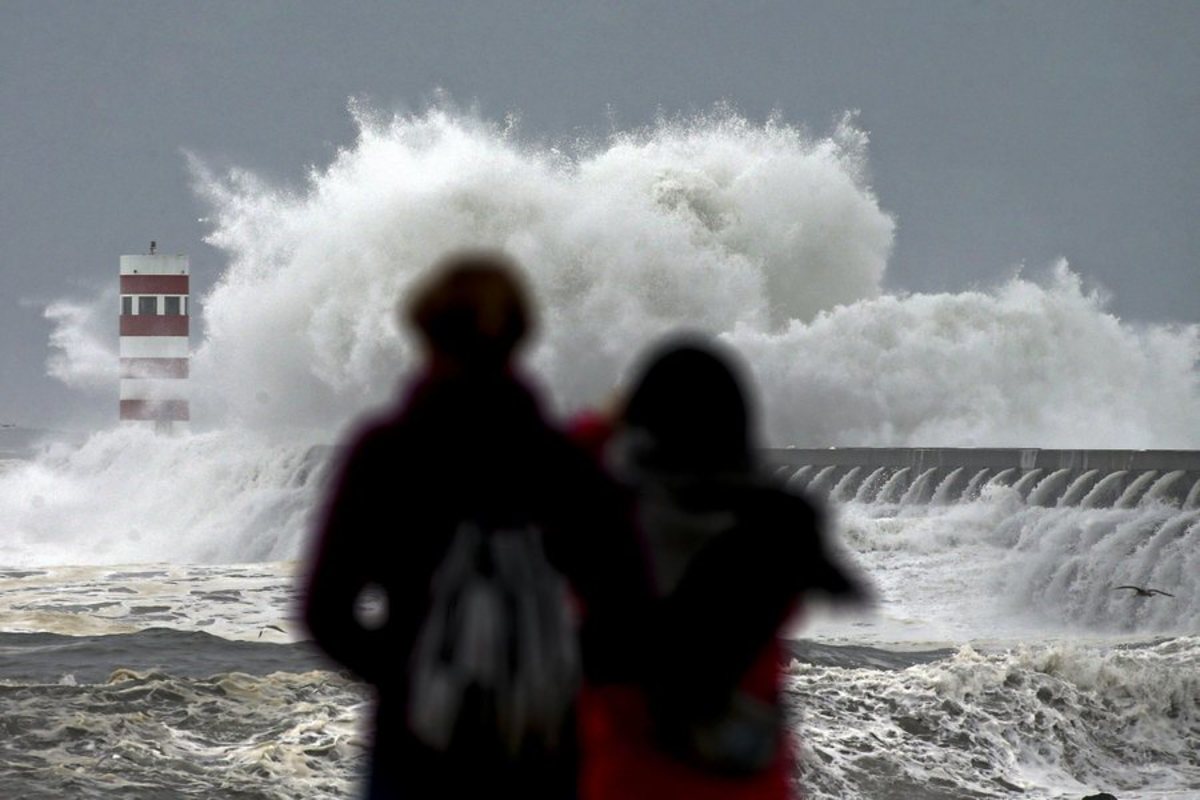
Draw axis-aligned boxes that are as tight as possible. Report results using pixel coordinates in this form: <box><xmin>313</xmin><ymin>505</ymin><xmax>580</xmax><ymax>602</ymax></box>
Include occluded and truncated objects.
<box><xmin>119</xmin><ymin>242</ymin><xmax>189</xmax><ymax>432</ymax></box>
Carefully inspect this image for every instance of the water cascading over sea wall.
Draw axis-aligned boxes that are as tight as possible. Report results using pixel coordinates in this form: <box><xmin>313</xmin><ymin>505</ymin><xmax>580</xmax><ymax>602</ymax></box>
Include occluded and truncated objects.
<box><xmin>767</xmin><ymin>448</ymin><xmax>1200</xmax><ymax>509</ymax></box>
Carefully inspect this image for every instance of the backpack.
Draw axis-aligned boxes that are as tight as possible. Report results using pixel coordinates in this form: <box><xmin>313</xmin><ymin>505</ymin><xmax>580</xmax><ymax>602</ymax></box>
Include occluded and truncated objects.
<box><xmin>408</xmin><ymin>521</ymin><xmax>581</xmax><ymax>757</ymax></box>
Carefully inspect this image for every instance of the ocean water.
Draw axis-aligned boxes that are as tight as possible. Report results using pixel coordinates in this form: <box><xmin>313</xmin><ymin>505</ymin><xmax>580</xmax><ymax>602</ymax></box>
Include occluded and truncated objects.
<box><xmin>788</xmin><ymin>483</ymin><xmax>1200</xmax><ymax>799</ymax></box>
<box><xmin>3</xmin><ymin>103</ymin><xmax>1199</xmax><ymax>798</ymax></box>
<box><xmin>0</xmin><ymin>563</ymin><xmax>365</xmax><ymax>800</ymax></box>
<box><xmin>2</xmin><ymin>493</ymin><xmax>1196</xmax><ymax>799</ymax></box>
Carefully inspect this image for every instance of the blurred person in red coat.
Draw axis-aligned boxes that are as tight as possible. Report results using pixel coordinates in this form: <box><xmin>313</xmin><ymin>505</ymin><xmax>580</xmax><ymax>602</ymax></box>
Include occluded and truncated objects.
<box><xmin>577</xmin><ymin>334</ymin><xmax>868</xmax><ymax>800</ymax></box>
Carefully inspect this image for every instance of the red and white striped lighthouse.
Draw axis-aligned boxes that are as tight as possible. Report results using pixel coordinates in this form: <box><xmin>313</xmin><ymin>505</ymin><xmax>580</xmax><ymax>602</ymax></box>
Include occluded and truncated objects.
<box><xmin>119</xmin><ymin>243</ymin><xmax>189</xmax><ymax>432</ymax></box>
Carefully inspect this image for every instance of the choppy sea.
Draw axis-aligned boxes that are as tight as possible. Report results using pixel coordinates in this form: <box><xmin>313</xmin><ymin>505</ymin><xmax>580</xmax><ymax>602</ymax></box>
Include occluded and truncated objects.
<box><xmin>2</xmin><ymin>483</ymin><xmax>1196</xmax><ymax>799</ymax></box>
<box><xmin>6</xmin><ymin>104</ymin><xmax>1200</xmax><ymax>798</ymax></box>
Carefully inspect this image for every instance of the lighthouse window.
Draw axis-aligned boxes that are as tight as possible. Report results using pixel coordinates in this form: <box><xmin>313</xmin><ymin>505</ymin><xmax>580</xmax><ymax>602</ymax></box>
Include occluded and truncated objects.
<box><xmin>164</xmin><ymin>296</ymin><xmax>182</xmax><ymax>315</ymax></box>
<box><xmin>138</xmin><ymin>296</ymin><xmax>158</xmax><ymax>315</ymax></box>
<box><xmin>122</xmin><ymin>296</ymin><xmax>133</xmax><ymax>316</ymax></box>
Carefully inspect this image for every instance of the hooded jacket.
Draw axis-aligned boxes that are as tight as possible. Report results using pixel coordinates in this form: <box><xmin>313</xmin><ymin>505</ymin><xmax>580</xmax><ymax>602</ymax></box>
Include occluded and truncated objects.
<box><xmin>578</xmin><ymin>340</ymin><xmax>863</xmax><ymax>800</ymax></box>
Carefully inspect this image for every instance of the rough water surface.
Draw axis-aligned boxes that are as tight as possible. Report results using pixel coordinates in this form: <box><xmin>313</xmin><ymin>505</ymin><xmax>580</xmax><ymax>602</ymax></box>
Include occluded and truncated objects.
<box><xmin>3</xmin><ymin>104</ymin><xmax>1197</xmax><ymax>798</ymax></box>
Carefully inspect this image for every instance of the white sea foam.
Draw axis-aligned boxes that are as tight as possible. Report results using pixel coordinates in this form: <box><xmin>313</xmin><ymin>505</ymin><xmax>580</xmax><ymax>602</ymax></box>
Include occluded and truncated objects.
<box><xmin>12</xmin><ymin>102</ymin><xmax>1200</xmax><ymax>569</ymax></box>
<box><xmin>180</xmin><ymin>105</ymin><xmax>894</xmax><ymax>432</ymax></box>
<box><xmin>0</xmin><ymin>428</ymin><xmax>323</xmax><ymax>566</ymax></box>
<box><xmin>803</xmin><ymin>498</ymin><xmax>1200</xmax><ymax>645</ymax></box>
<box><xmin>0</xmin><ymin>561</ymin><xmax>303</xmax><ymax>640</ymax></box>
<box><xmin>790</xmin><ymin>637</ymin><xmax>1200</xmax><ymax>799</ymax></box>
<box><xmin>40</xmin><ymin>102</ymin><xmax>1200</xmax><ymax>446</ymax></box>
<box><xmin>2</xmin><ymin>558</ymin><xmax>1193</xmax><ymax>799</ymax></box>
<box><xmin>0</xmin><ymin>665</ymin><xmax>367</xmax><ymax>800</ymax></box>
<box><xmin>7</xmin><ymin>98</ymin><xmax>1199</xmax><ymax>800</ymax></box>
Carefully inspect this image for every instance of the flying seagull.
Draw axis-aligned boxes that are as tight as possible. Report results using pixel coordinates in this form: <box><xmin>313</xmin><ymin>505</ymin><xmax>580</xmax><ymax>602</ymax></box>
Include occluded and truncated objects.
<box><xmin>1114</xmin><ymin>585</ymin><xmax>1174</xmax><ymax>597</ymax></box>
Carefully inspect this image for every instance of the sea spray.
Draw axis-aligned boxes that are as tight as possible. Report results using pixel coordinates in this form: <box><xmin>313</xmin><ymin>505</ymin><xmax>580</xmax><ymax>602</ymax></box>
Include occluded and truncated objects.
<box><xmin>0</xmin><ymin>428</ymin><xmax>324</xmax><ymax>566</ymax></box>
<box><xmin>46</xmin><ymin>104</ymin><xmax>1200</xmax><ymax>445</ymax></box>
<box><xmin>819</xmin><ymin>497</ymin><xmax>1200</xmax><ymax>643</ymax></box>
<box><xmin>15</xmin><ymin>102</ymin><xmax>1200</xmax><ymax>567</ymax></box>
<box><xmin>185</xmin><ymin>105</ymin><xmax>893</xmax><ymax>432</ymax></box>
<box><xmin>733</xmin><ymin>263</ymin><xmax>1200</xmax><ymax>447</ymax></box>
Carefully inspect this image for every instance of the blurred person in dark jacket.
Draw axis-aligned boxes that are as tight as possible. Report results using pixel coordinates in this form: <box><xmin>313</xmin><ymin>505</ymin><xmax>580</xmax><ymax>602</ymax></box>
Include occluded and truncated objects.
<box><xmin>303</xmin><ymin>250</ymin><xmax>648</xmax><ymax>800</ymax></box>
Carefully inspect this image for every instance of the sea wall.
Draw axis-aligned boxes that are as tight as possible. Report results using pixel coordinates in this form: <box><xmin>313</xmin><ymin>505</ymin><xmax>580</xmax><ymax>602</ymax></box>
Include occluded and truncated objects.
<box><xmin>765</xmin><ymin>448</ymin><xmax>1200</xmax><ymax>507</ymax></box>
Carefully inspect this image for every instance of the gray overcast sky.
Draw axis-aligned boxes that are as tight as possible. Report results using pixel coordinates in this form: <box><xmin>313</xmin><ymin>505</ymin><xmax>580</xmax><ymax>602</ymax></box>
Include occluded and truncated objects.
<box><xmin>2</xmin><ymin>1</ymin><xmax>1197</xmax><ymax>428</ymax></box>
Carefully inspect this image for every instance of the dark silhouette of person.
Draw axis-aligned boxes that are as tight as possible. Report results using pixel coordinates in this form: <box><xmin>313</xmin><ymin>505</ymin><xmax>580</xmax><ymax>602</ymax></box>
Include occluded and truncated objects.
<box><xmin>302</xmin><ymin>250</ymin><xmax>648</xmax><ymax>800</ymax></box>
<box><xmin>577</xmin><ymin>334</ymin><xmax>867</xmax><ymax>800</ymax></box>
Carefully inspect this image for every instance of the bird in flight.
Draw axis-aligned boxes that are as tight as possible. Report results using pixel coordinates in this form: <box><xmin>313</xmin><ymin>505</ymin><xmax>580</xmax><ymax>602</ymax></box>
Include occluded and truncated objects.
<box><xmin>1114</xmin><ymin>585</ymin><xmax>1174</xmax><ymax>597</ymax></box>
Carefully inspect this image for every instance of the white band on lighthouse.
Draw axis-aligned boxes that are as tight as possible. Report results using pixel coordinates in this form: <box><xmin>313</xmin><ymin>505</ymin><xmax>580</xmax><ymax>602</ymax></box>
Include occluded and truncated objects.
<box><xmin>119</xmin><ymin>251</ymin><xmax>189</xmax><ymax>432</ymax></box>
<box><xmin>119</xmin><ymin>337</ymin><xmax>190</xmax><ymax>359</ymax></box>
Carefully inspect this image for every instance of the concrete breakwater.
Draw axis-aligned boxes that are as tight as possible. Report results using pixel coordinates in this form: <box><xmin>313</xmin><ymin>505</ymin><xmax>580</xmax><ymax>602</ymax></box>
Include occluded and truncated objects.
<box><xmin>765</xmin><ymin>448</ymin><xmax>1200</xmax><ymax>508</ymax></box>
<box><xmin>299</xmin><ymin>444</ymin><xmax>1200</xmax><ymax>509</ymax></box>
